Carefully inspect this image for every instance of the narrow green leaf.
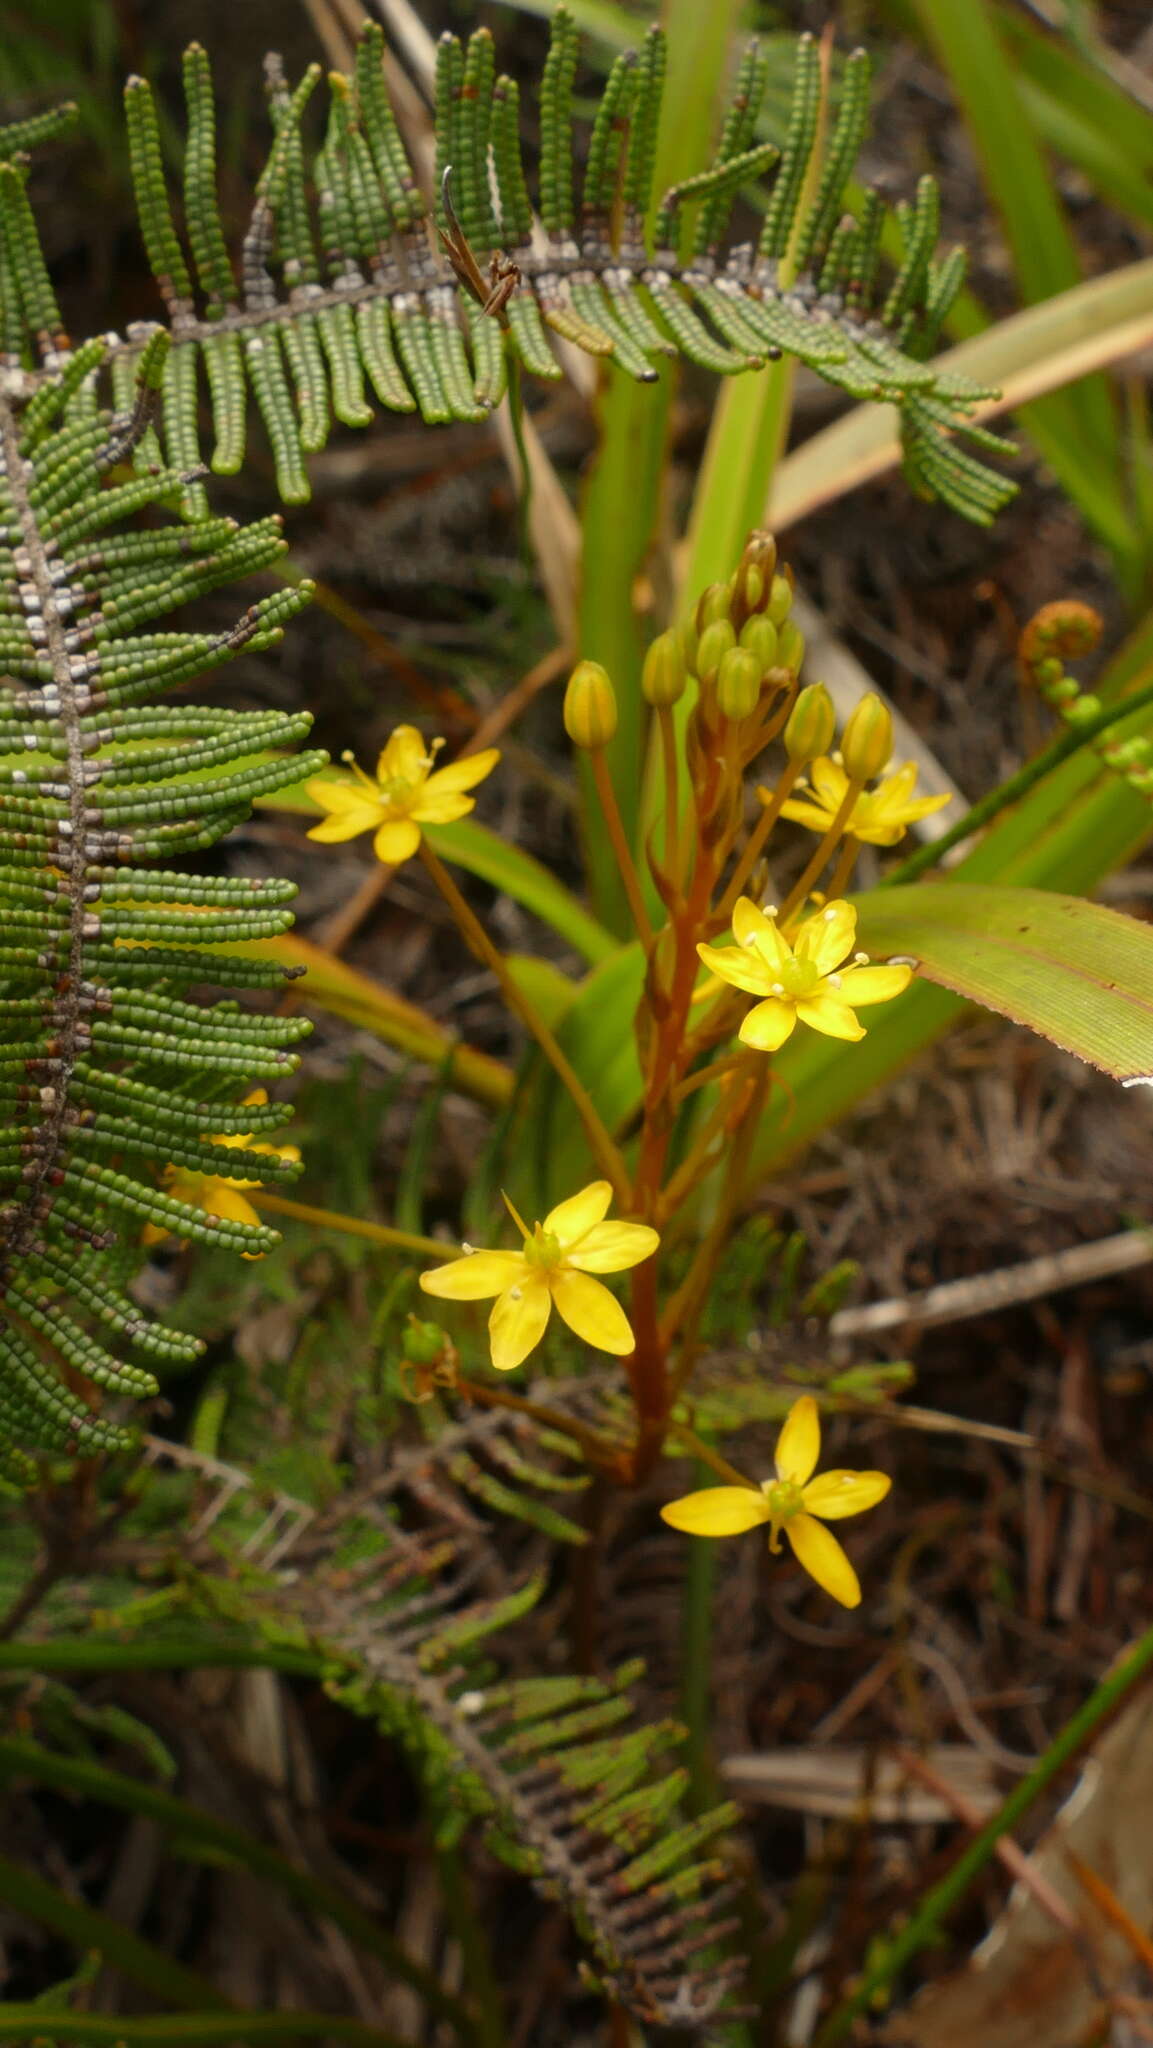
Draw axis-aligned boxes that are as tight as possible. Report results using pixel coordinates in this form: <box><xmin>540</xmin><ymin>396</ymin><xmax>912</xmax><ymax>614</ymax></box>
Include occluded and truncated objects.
<box><xmin>426</xmin><ymin>819</ymin><xmax>616</xmax><ymax>965</ymax></box>
<box><xmin>906</xmin><ymin>0</ymin><xmax>1131</xmax><ymax>581</ymax></box>
<box><xmin>0</xmin><ymin>2012</ymin><xmax>413</xmax><ymax>2047</ymax></box>
<box><xmin>577</xmin><ymin>0</ymin><xmax>748</xmax><ymax>932</ymax></box>
<box><xmin>0</xmin><ymin>1740</ymin><xmax>473</xmax><ymax>2038</ymax></box>
<box><xmin>0</xmin><ymin>1852</ymin><xmax>229</xmax><ymax>2013</ymax></box>
<box><xmin>854</xmin><ymin>882</ymin><xmax>1153</xmax><ymax>1083</ymax></box>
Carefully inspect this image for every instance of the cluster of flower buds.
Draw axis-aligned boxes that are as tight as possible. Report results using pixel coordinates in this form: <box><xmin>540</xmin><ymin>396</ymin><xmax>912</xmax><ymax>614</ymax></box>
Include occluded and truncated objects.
<box><xmin>679</xmin><ymin>532</ymin><xmax>807</xmax><ymax>738</ymax></box>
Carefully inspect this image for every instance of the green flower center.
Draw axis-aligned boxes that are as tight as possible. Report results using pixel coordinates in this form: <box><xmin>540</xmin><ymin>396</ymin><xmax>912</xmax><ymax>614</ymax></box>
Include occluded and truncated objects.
<box><xmin>777</xmin><ymin>957</ymin><xmax>822</xmax><ymax>1000</ymax></box>
<box><xmin>762</xmin><ymin>1477</ymin><xmax>804</xmax><ymax>1524</ymax></box>
<box><xmin>522</xmin><ymin>1225</ymin><xmax>563</xmax><ymax>1271</ymax></box>
<box><xmin>379</xmin><ymin>772</ymin><xmax>421</xmax><ymax>807</ymax></box>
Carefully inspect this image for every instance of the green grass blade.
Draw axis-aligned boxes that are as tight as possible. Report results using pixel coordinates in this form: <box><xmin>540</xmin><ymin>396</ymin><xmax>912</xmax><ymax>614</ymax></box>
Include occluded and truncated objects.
<box><xmin>426</xmin><ymin>822</ymin><xmax>616</xmax><ymax>964</ymax></box>
<box><xmin>0</xmin><ymin>1851</ymin><xmax>230</xmax><ymax>2012</ymax></box>
<box><xmin>576</xmin><ymin>0</ymin><xmax>748</xmax><ymax>932</ymax></box>
<box><xmin>816</xmin><ymin>1617</ymin><xmax>1153</xmax><ymax>2042</ymax></box>
<box><xmin>0</xmin><ymin>1739</ymin><xmax>475</xmax><ymax>2038</ymax></box>
<box><xmin>906</xmin><ymin>0</ymin><xmax>1134</xmax><ymax>585</ymax></box>
<box><xmin>0</xmin><ymin>2014</ymin><xmax>414</xmax><ymax>2047</ymax></box>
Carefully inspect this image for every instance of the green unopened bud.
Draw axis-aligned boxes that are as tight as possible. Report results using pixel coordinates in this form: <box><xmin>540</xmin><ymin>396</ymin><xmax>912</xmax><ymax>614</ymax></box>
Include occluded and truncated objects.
<box><xmin>768</xmin><ymin>573</ymin><xmax>794</xmax><ymax>625</ymax></box>
<box><xmin>642</xmin><ymin>628</ymin><xmax>686</xmax><ymax>707</ymax></box>
<box><xmin>776</xmin><ymin>619</ymin><xmax>805</xmax><ymax>673</ymax></box>
<box><xmin>736</xmin><ymin>531</ymin><xmax>777</xmax><ymax>618</ymax></box>
<box><xmin>840</xmin><ymin>692</ymin><xmax>893</xmax><ymax>781</ymax></box>
<box><xmin>695</xmin><ymin>618</ymin><xmax>736</xmax><ymax>684</ymax></box>
<box><xmin>695</xmin><ymin>581</ymin><xmax>732</xmax><ymax>636</ymax></box>
<box><xmin>717</xmin><ymin>646</ymin><xmax>761</xmax><ymax>720</ymax></box>
<box><xmin>784</xmin><ymin>682</ymin><xmax>836</xmax><ymax>765</ymax></box>
<box><xmin>403</xmin><ymin>1317</ymin><xmax>449</xmax><ymax>1366</ymax></box>
<box><xmin>564</xmin><ymin>660</ymin><xmax>618</xmax><ymax>749</ymax></box>
<box><xmin>739</xmin><ymin>614</ymin><xmax>778</xmax><ymax>668</ymax></box>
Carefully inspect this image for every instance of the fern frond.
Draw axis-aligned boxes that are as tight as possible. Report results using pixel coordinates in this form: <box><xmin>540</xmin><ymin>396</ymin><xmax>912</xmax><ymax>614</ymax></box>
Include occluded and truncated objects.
<box><xmin>5</xmin><ymin>20</ymin><xmax>1013</xmax><ymax>522</ymax></box>
<box><xmin>213</xmin><ymin>1515</ymin><xmax>744</xmax><ymax>2031</ymax></box>
<box><xmin>0</xmin><ymin>335</ymin><xmax>325</xmax><ymax>1462</ymax></box>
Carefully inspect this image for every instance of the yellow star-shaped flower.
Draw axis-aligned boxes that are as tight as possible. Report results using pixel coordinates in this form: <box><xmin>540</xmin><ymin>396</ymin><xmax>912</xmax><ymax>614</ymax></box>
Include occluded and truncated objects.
<box><xmin>144</xmin><ymin>1090</ymin><xmax>299</xmax><ymax>1258</ymax></box>
<box><xmin>661</xmin><ymin>1395</ymin><xmax>890</xmax><ymax>1608</ymax></box>
<box><xmin>780</xmin><ymin>755</ymin><xmax>950</xmax><ymax>847</ymax></box>
<box><xmin>419</xmin><ymin>1181</ymin><xmax>659</xmax><ymax>1373</ymax></box>
<box><xmin>697</xmin><ymin>896</ymin><xmax>912</xmax><ymax>1052</ymax></box>
<box><xmin>305</xmin><ymin>725</ymin><xmax>500</xmax><ymax>866</ymax></box>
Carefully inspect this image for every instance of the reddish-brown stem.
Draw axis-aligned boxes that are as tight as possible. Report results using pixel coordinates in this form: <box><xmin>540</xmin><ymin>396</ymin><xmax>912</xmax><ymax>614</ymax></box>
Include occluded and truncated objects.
<box><xmin>590</xmin><ymin>746</ymin><xmax>654</xmax><ymax>948</ymax></box>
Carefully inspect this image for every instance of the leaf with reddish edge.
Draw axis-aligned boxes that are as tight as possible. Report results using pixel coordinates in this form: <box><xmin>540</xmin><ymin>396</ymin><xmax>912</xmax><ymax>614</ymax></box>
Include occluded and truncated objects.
<box><xmin>853</xmin><ymin>882</ymin><xmax>1153</xmax><ymax>1084</ymax></box>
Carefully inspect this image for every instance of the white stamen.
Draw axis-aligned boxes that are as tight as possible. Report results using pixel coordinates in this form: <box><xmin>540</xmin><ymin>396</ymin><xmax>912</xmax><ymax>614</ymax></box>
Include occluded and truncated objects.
<box><xmin>853</xmin><ymin>951</ymin><xmax>869</xmax><ymax>964</ymax></box>
<box><xmin>823</xmin><ymin>906</ymin><xmax>837</xmax><ymax>921</ymax></box>
<box><xmin>509</xmin><ymin>1286</ymin><xmax>523</xmax><ymax>1300</ymax></box>
<box><xmin>770</xmin><ymin>982</ymin><xmax>785</xmax><ymax>997</ymax></box>
<box><xmin>461</xmin><ymin>1242</ymin><xmax>474</xmax><ymax>1254</ymax></box>
<box><xmin>827</xmin><ymin>972</ymin><xmax>842</xmax><ymax>988</ymax></box>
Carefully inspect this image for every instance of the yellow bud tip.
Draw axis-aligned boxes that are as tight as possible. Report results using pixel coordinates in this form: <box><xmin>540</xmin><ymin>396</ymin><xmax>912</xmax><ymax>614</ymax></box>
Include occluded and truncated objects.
<box><xmin>563</xmin><ymin>660</ymin><xmax>618</xmax><ymax>749</ymax></box>
<box><xmin>784</xmin><ymin>683</ymin><xmax>837</xmax><ymax>766</ymax></box>
<box><xmin>840</xmin><ymin>692</ymin><xmax>894</xmax><ymax>782</ymax></box>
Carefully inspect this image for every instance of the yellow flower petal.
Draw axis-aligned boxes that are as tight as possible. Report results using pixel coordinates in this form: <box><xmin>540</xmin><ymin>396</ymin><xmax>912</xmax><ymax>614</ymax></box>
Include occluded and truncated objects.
<box><xmin>775</xmin><ymin>1394</ymin><xmax>821</xmax><ymax>1486</ymax></box>
<box><xmin>802</xmin><ymin>1470</ymin><xmax>892</xmax><ymax>1520</ymax></box>
<box><xmin>408</xmin><ymin>790</ymin><xmax>477</xmax><ymax>825</ymax></box>
<box><xmin>551</xmin><ymin>1269</ymin><xmax>635</xmax><ymax>1354</ymax></box>
<box><xmin>201</xmin><ymin>1182</ymin><xmax>263</xmax><ymax>1231</ymax></box>
<box><xmin>543</xmin><ymin>1180</ymin><xmax>613</xmax><ymax>1246</ymax></box>
<box><xmin>376</xmin><ymin>725</ymin><xmax>429</xmax><ymax>784</ymax></box>
<box><xmin>660</xmin><ymin>1486</ymin><xmax>771</xmax><ymax>1536</ymax></box>
<box><xmin>810</xmin><ymin>756</ymin><xmax>849</xmax><ymax>806</ymax></box>
<box><xmin>419</xmin><ymin>1250</ymin><xmax>525</xmax><ymax>1301</ymax></box>
<box><xmin>696</xmin><ymin>940</ymin><xmax>772</xmax><ymax>998</ymax></box>
<box><xmin>732</xmin><ymin>896</ymin><xmax>790</xmax><ymax>973</ymax></box>
<box><xmin>738</xmin><ymin>997</ymin><xmax>797</xmax><ymax>1050</ymax></box>
<box><xmin>307</xmin><ymin>803</ymin><xmax>382</xmax><ymax>843</ymax></box>
<box><xmin>779</xmin><ymin>795</ymin><xmax>840</xmax><ymax>835</ymax></box>
<box><xmin>305</xmin><ymin>776</ymin><xmax>381</xmax><ymax>818</ymax></box>
<box><xmin>794</xmin><ymin>899</ymin><xmax>856</xmax><ymax>976</ymax></box>
<box><xmin>794</xmin><ymin>992</ymin><xmax>867</xmax><ymax>1041</ymax></box>
<box><xmin>566</xmin><ymin>1220</ymin><xmax>660</xmax><ymax>1274</ymax></box>
<box><xmin>835</xmin><ymin>963</ymin><xmax>913</xmax><ymax>1006</ymax></box>
<box><xmin>785</xmin><ymin>1511</ymin><xmax>861</xmax><ymax>1607</ymax></box>
<box><xmin>489</xmin><ymin>1271</ymin><xmax>552</xmax><ymax>1370</ymax></box>
<box><xmin>421</xmin><ymin>748</ymin><xmax>501</xmax><ymax>797</ymax></box>
<box><xmin>373</xmin><ymin>817</ymin><xmax>422</xmax><ymax>864</ymax></box>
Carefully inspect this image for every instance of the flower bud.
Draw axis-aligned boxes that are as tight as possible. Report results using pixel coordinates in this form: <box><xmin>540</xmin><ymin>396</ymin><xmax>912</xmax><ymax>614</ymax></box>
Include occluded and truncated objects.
<box><xmin>784</xmin><ymin>682</ymin><xmax>836</xmax><ymax>765</ymax></box>
<box><xmin>739</xmin><ymin>614</ymin><xmax>778</xmax><ymax>669</ymax></box>
<box><xmin>776</xmin><ymin>619</ymin><xmax>805</xmax><ymax>673</ymax></box>
<box><xmin>768</xmin><ymin>573</ymin><xmax>794</xmax><ymax>625</ymax></box>
<box><xmin>642</xmin><ymin>628</ymin><xmax>687</xmax><ymax>707</ymax></box>
<box><xmin>736</xmin><ymin>532</ymin><xmax>777</xmax><ymax>619</ymax></box>
<box><xmin>695</xmin><ymin>618</ymin><xmax>736</xmax><ymax>684</ymax></box>
<box><xmin>840</xmin><ymin>692</ymin><xmax>893</xmax><ymax>781</ymax></box>
<box><xmin>694</xmin><ymin>581</ymin><xmax>732</xmax><ymax>636</ymax></box>
<box><xmin>717</xmin><ymin>646</ymin><xmax>762</xmax><ymax>721</ymax></box>
<box><xmin>564</xmin><ymin>660</ymin><xmax>618</xmax><ymax>749</ymax></box>
<box><xmin>403</xmin><ymin>1317</ymin><xmax>450</xmax><ymax>1365</ymax></box>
